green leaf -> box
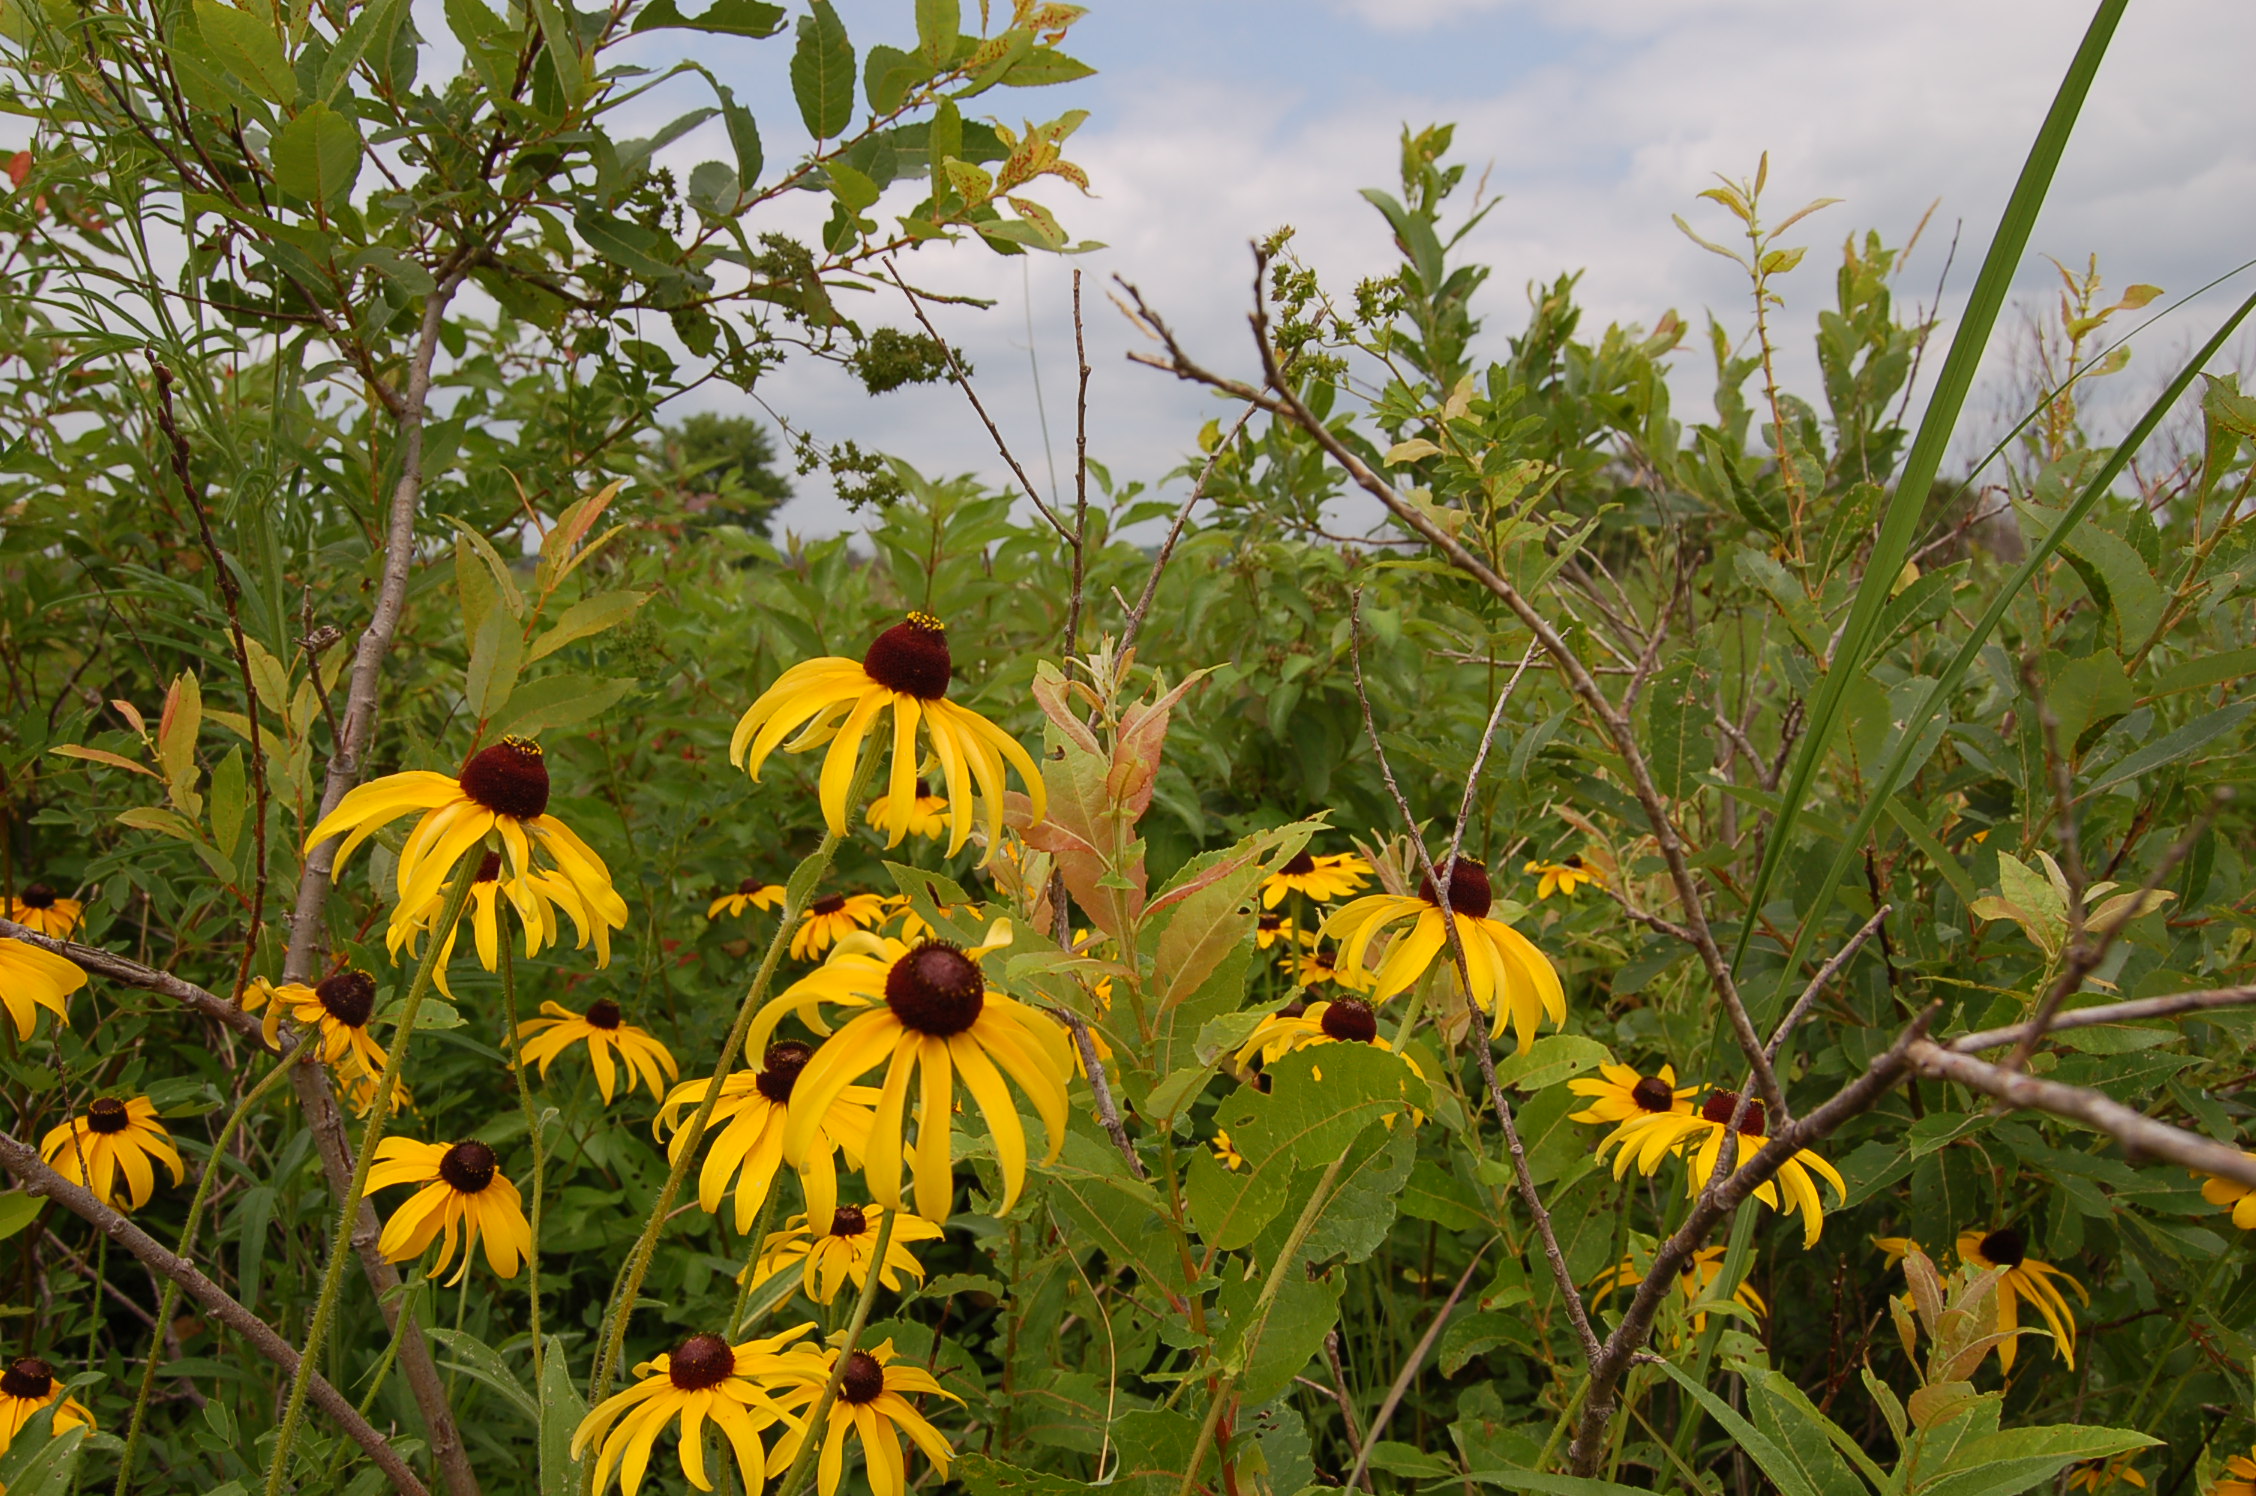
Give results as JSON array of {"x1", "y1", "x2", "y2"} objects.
[
  {"x1": 1467, "y1": 1470, "x2": 1654, "y2": 1496},
  {"x1": 2083, "y1": 699, "x2": 2253, "y2": 796},
  {"x1": 1001, "y1": 46, "x2": 1094, "y2": 86},
  {"x1": 271, "y1": 101, "x2": 362, "y2": 207},
  {"x1": 790, "y1": 1, "x2": 855, "y2": 141},
  {"x1": 630, "y1": 0, "x2": 785, "y2": 37},
  {"x1": 0, "y1": 1411, "x2": 88, "y2": 1496},
  {"x1": 428, "y1": 1327, "x2": 538, "y2": 1425},
  {"x1": 1744, "y1": 1369, "x2": 1883, "y2": 1496},
  {"x1": 487, "y1": 674, "x2": 636, "y2": 738},
  {"x1": 465, "y1": 608, "x2": 525, "y2": 723},
  {"x1": 1217, "y1": 1044, "x2": 1413, "y2": 1169},
  {"x1": 316, "y1": 0, "x2": 408, "y2": 103},
  {"x1": 539, "y1": 1337, "x2": 587, "y2": 1496},
  {"x1": 208, "y1": 744, "x2": 246, "y2": 860},
  {"x1": 2146, "y1": 646, "x2": 2256, "y2": 700},
  {"x1": 827, "y1": 159, "x2": 881, "y2": 212},
  {"x1": 1920, "y1": 1426, "x2": 2157, "y2": 1496},
  {"x1": 1644, "y1": 657, "x2": 1706, "y2": 801},
  {"x1": 721, "y1": 89, "x2": 764, "y2": 188},
  {"x1": 914, "y1": 0, "x2": 957, "y2": 65},
  {"x1": 573, "y1": 209, "x2": 684, "y2": 282},
  {"x1": 1216, "y1": 1261, "x2": 1340, "y2": 1405},
  {"x1": 1489, "y1": 1033, "x2": 1611, "y2": 1093},
  {"x1": 0, "y1": 1192, "x2": 40, "y2": 1243},
  {"x1": 526, "y1": 589, "x2": 648, "y2": 663},
  {"x1": 1186, "y1": 1142, "x2": 1286, "y2": 1251},
  {"x1": 1656, "y1": 1361, "x2": 1832, "y2": 1496},
  {"x1": 193, "y1": 0, "x2": 298, "y2": 104},
  {"x1": 954, "y1": 1453, "x2": 1089, "y2": 1496}
]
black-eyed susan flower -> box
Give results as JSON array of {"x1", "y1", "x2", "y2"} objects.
[
  {"x1": 387, "y1": 849, "x2": 625, "y2": 997},
  {"x1": 751, "y1": 1203, "x2": 945, "y2": 1304},
  {"x1": 1254, "y1": 912, "x2": 1308, "y2": 951},
  {"x1": 305, "y1": 735, "x2": 623, "y2": 934},
  {"x1": 888, "y1": 897, "x2": 967, "y2": 948},
  {"x1": 867, "y1": 779, "x2": 949, "y2": 844},
  {"x1": 1210, "y1": 1130, "x2": 1245, "y2": 1171},
  {"x1": 729, "y1": 612, "x2": 1045, "y2": 860},
  {"x1": 517, "y1": 998, "x2": 678, "y2": 1104},
  {"x1": 5, "y1": 882, "x2": 82, "y2": 938},
  {"x1": 0, "y1": 936, "x2": 85, "y2": 1039},
  {"x1": 1600, "y1": 1091, "x2": 1845, "y2": 1246},
  {"x1": 769, "y1": 925, "x2": 1072, "y2": 1220},
  {"x1": 1526, "y1": 854, "x2": 1602, "y2": 900},
  {"x1": 793, "y1": 893, "x2": 889, "y2": 961},
  {"x1": 369, "y1": 1136, "x2": 532, "y2": 1284},
  {"x1": 710, "y1": 878, "x2": 787, "y2": 919},
  {"x1": 2197, "y1": 1153, "x2": 2256, "y2": 1231},
  {"x1": 39, "y1": 1096, "x2": 183, "y2": 1211},
  {"x1": 2209, "y1": 1447, "x2": 2256, "y2": 1496},
  {"x1": 1568, "y1": 1062, "x2": 1695, "y2": 1127},
  {"x1": 2069, "y1": 1456, "x2": 2147, "y2": 1493},
  {"x1": 0, "y1": 1357, "x2": 93, "y2": 1452},
  {"x1": 1324, "y1": 860, "x2": 1564, "y2": 1050},
  {"x1": 1589, "y1": 1245, "x2": 1766, "y2": 1331},
  {"x1": 1958, "y1": 1226, "x2": 2087, "y2": 1371},
  {"x1": 1230, "y1": 998, "x2": 1422, "y2": 1092},
  {"x1": 245, "y1": 970, "x2": 390, "y2": 1082},
  {"x1": 1261, "y1": 848, "x2": 1375, "y2": 908},
  {"x1": 657, "y1": 1042, "x2": 881, "y2": 1234},
  {"x1": 769, "y1": 1340, "x2": 960, "y2": 1496},
  {"x1": 1286, "y1": 946, "x2": 1370, "y2": 991},
  {"x1": 572, "y1": 1325, "x2": 813, "y2": 1496}
]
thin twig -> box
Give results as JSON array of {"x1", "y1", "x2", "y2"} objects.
[
  {"x1": 1950, "y1": 984, "x2": 2256, "y2": 1053},
  {"x1": 1767, "y1": 907, "x2": 1889, "y2": 1062},
  {"x1": 1060, "y1": 1009, "x2": 1144, "y2": 1178},
  {"x1": 1344, "y1": 1242, "x2": 1491, "y2": 1492},
  {"x1": 1117, "y1": 404, "x2": 1258, "y2": 658}
]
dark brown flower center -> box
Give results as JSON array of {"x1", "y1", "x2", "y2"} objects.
[
  {"x1": 755, "y1": 1041, "x2": 814, "y2": 1104},
  {"x1": 1, "y1": 1356, "x2": 54, "y2": 1399},
  {"x1": 86, "y1": 1097, "x2": 130, "y2": 1135},
  {"x1": 737, "y1": 877, "x2": 765, "y2": 895},
  {"x1": 1319, "y1": 999, "x2": 1378, "y2": 1043},
  {"x1": 809, "y1": 894, "x2": 847, "y2": 917},
  {"x1": 829, "y1": 1205, "x2": 868, "y2": 1237},
  {"x1": 458, "y1": 736, "x2": 550, "y2": 820},
  {"x1": 668, "y1": 1333, "x2": 736, "y2": 1391},
  {"x1": 838, "y1": 1349, "x2": 885, "y2": 1404},
  {"x1": 438, "y1": 1140, "x2": 497, "y2": 1194},
  {"x1": 885, "y1": 941, "x2": 985, "y2": 1036},
  {"x1": 1700, "y1": 1091, "x2": 1766, "y2": 1137},
  {"x1": 1275, "y1": 999, "x2": 1308, "y2": 1020},
  {"x1": 583, "y1": 999, "x2": 622, "y2": 1030},
  {"x1": 316, "y1": 969, "x2": 377, "y2": 1028},
  {"x1": 1257, "y1": 912, "x2": 1283, "y2": 933},
  {"x1": 1307, "y1": 950, "x2": 1338, "y2": 974},
  {"x1": 914, "y1": 778, "x2": 933, "y2": 798},
  {"x1": 19, "y1": 882, "x2": 56, "y2": 909},
  {"x1": 861, "y1": 613, "x2": 952, "y2": 700},
  {"x1": 1979, "y1": 1227, "x2": 2026, "y2": 1269},
  {"x1": 1277, "y1": 850, "x2": 1317, "y2": 878},
  {"x1": 1562, "y1": 855, "x2": 1585, "y2": 870},
  {"x1": 474, "y1": 851, "x2": 503, "y2": 883},
  {"x1": 1419, "y1": 860, "x2": 1493, "y2": 919},
  {"x1": 1630, "y1": 1076, "x2": 1677, "y2": 1113}
]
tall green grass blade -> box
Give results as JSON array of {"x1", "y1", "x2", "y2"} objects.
[
  {"x1": 1730, "y1": 0, "x2": 2127, "y2": 982},
  {"x1": 1763, "y1": 286, "x2": 2256, "y2": 1025}
]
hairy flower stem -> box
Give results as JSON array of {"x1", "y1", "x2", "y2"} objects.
[
  {"x1": 263, "y1": 851, "x2": 483, "y2": 1496},
  {"x1": 587, "y1": 751, "x2": 880, "y2": 1422},
  {"x1": 496, "y1": 921, "x2": 544, "y2": 1377},
  {"x1": 115, "y1": 1029, "x2": 322, "y2": 1496},
  {"x1": 771, "y1": 1207, "x2": 899, "y2": 1496},
  {"x1": 726, "y1": 1187, "x2": 787, "y2": 1337}
]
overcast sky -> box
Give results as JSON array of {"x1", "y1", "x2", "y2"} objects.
[{"x1": 620, "y1": 0, "x2": 2256, "y2": 538}]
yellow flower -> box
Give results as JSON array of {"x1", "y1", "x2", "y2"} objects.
[
  {"x1": 304, "y1": 735, "x2": 624, "y2": 940},
  {"x1": 1568, "y1": 1062, "x2": 1695, "y2": 1126},
  {"x1": 1210, "y1": 1130, "x2": 1245, "y2": 1171},
  {"x1": 0, "y1": 936, "x2": 87, "y2": 1039},
  {"x1": 2069, "y1": 1456, "x2": 2148, "y2": 1493},
  {"x1": 729, "y1": 612, "x2": 1045, "y2": 860},
  {"x1": 867, "y1": 780, "x2": 950, "y2": 844},
  {"x1": 572, "y1": 1324, "x2": 813, "y2": 1496},
  {"x1": 766, "y1": 925, "x2": 1072, "y2": 1220},
  {"x1": 887, "y1": 897, "x2": 965, "y2": 947},
  {"x1": 1525, "y1": 854, "x2": 1602, "y2": 899},
  {"x1": 2208, "y1": 1447, "x2": 2256, "y2": 1496},
  {"x1": 0, "y1": 1357, "x2": 94, "y2": 1453},
  {"x1": 1261, "y1": 849, "x2": 1374, "y2": 908},
  {"x1": 39, "y1": 1096, "x2": 183, "y2": 1211},
  {"x1": 1229, "y1": 999, "x2": 1424, "y2": 1124},
  {"x1": 1589, "y1": 1245, "x2": 1766, "y2": 1331},
  {"x1": 1323, "y1": 861, "x2": 1564, "y2": 1051},
  {"x1": 751, "y1": 1203, "x2": 945, "y2": 1304},
  {"x1": 1285, "y1": 946, "x2": 1370, "y2": 991},
  {"x1": 1254, "y1": 912, "x2": 1309, "y2": 950},
  {"x1": 5, "y1": 883, "x2": 82, "y2": 938},
  {"x1": 656, "y1": 1042, "x2": 881, "y2": 1234},
  {"x1": 2197, "y1": 1153, "x2": 2256, "y2": 1231},
  {"x1": 369, "y1": 1136, "x2": 532, "y2": 1285},
  {"x1": 387, "y1": 849, "x2": 624, "y2": 996},
  {"x1": 517, "y1": 998, "x2": 679, "y2": 1104},
  {"x1": 242, "y1": 972, "x2": 395, "y2": 1114},
  {"x1": 794, "y1": 893, "x2": 890, "y2": 960},
  {"x1": 710, "y1": 878, "x2": 787, "y2": 919},
  {"x1": 768, "y1": 1339, "x2": 961, "y2": 1496},
  {"x1": 1958, "y1": 1227, "x2": 2087, "y2": 1371},
  {"x1": 1599, "y1": 1091, "x2": 1845, "y2": 1246}
]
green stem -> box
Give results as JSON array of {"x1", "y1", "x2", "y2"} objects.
[
  {"x1": 771, "y1": 1207, "x2": 899, "y2": 1496},
  {"x1": 726, "y1": 1186, "x2": 787, "y2": 1338},
  {"x1": 1173, "y1": 1149, "x2": 1353, "y2": 1496},
  {"x1": 115, "y1": 1029, "x2": 321, "y2": 1496},
  {"x1": 586, "y1": 749, "x2": 881, "y2": 1422},
  {"x1": 262, "y1": 849, "x2": 483, "y2": 1496},
  {"x1": 497, "y1": 915, "x2": 545, "y2": 1377},
  {"x1": 355, "y1": 1274, "x2": 428, "y2": 1421}
]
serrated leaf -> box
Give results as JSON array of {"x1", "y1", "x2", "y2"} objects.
[
  {"x1": 630, "y1": 0, "x2": 785, "y2": 37},
  {"x1": 791, "y1": 1, "x2": 855, "y2": 141},
  {"x1": 271, "y1": 101, "x2": 362, "y2": 207},
  {"x1": 193, "y1": 0, "x2": 298, "y2": 104}
]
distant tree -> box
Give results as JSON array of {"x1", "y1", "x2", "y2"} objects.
[{"x1": 655, "y1": 412, "x2": 793, "y2": 534}]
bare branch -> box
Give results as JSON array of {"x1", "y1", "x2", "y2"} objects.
[
  {"x1": 0, "y1": 1132, "x2": 430, "y2": 1496},
  {"x1": 1768, "y1": 906, "x2": 1889, "y2": 1062},
  {"x1": 1117, "y1": 404, "x2": 1258, "y2": 658},
  {"x1": 1949, "y1": 984, "x2": 2256, "y2": 1053}
]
